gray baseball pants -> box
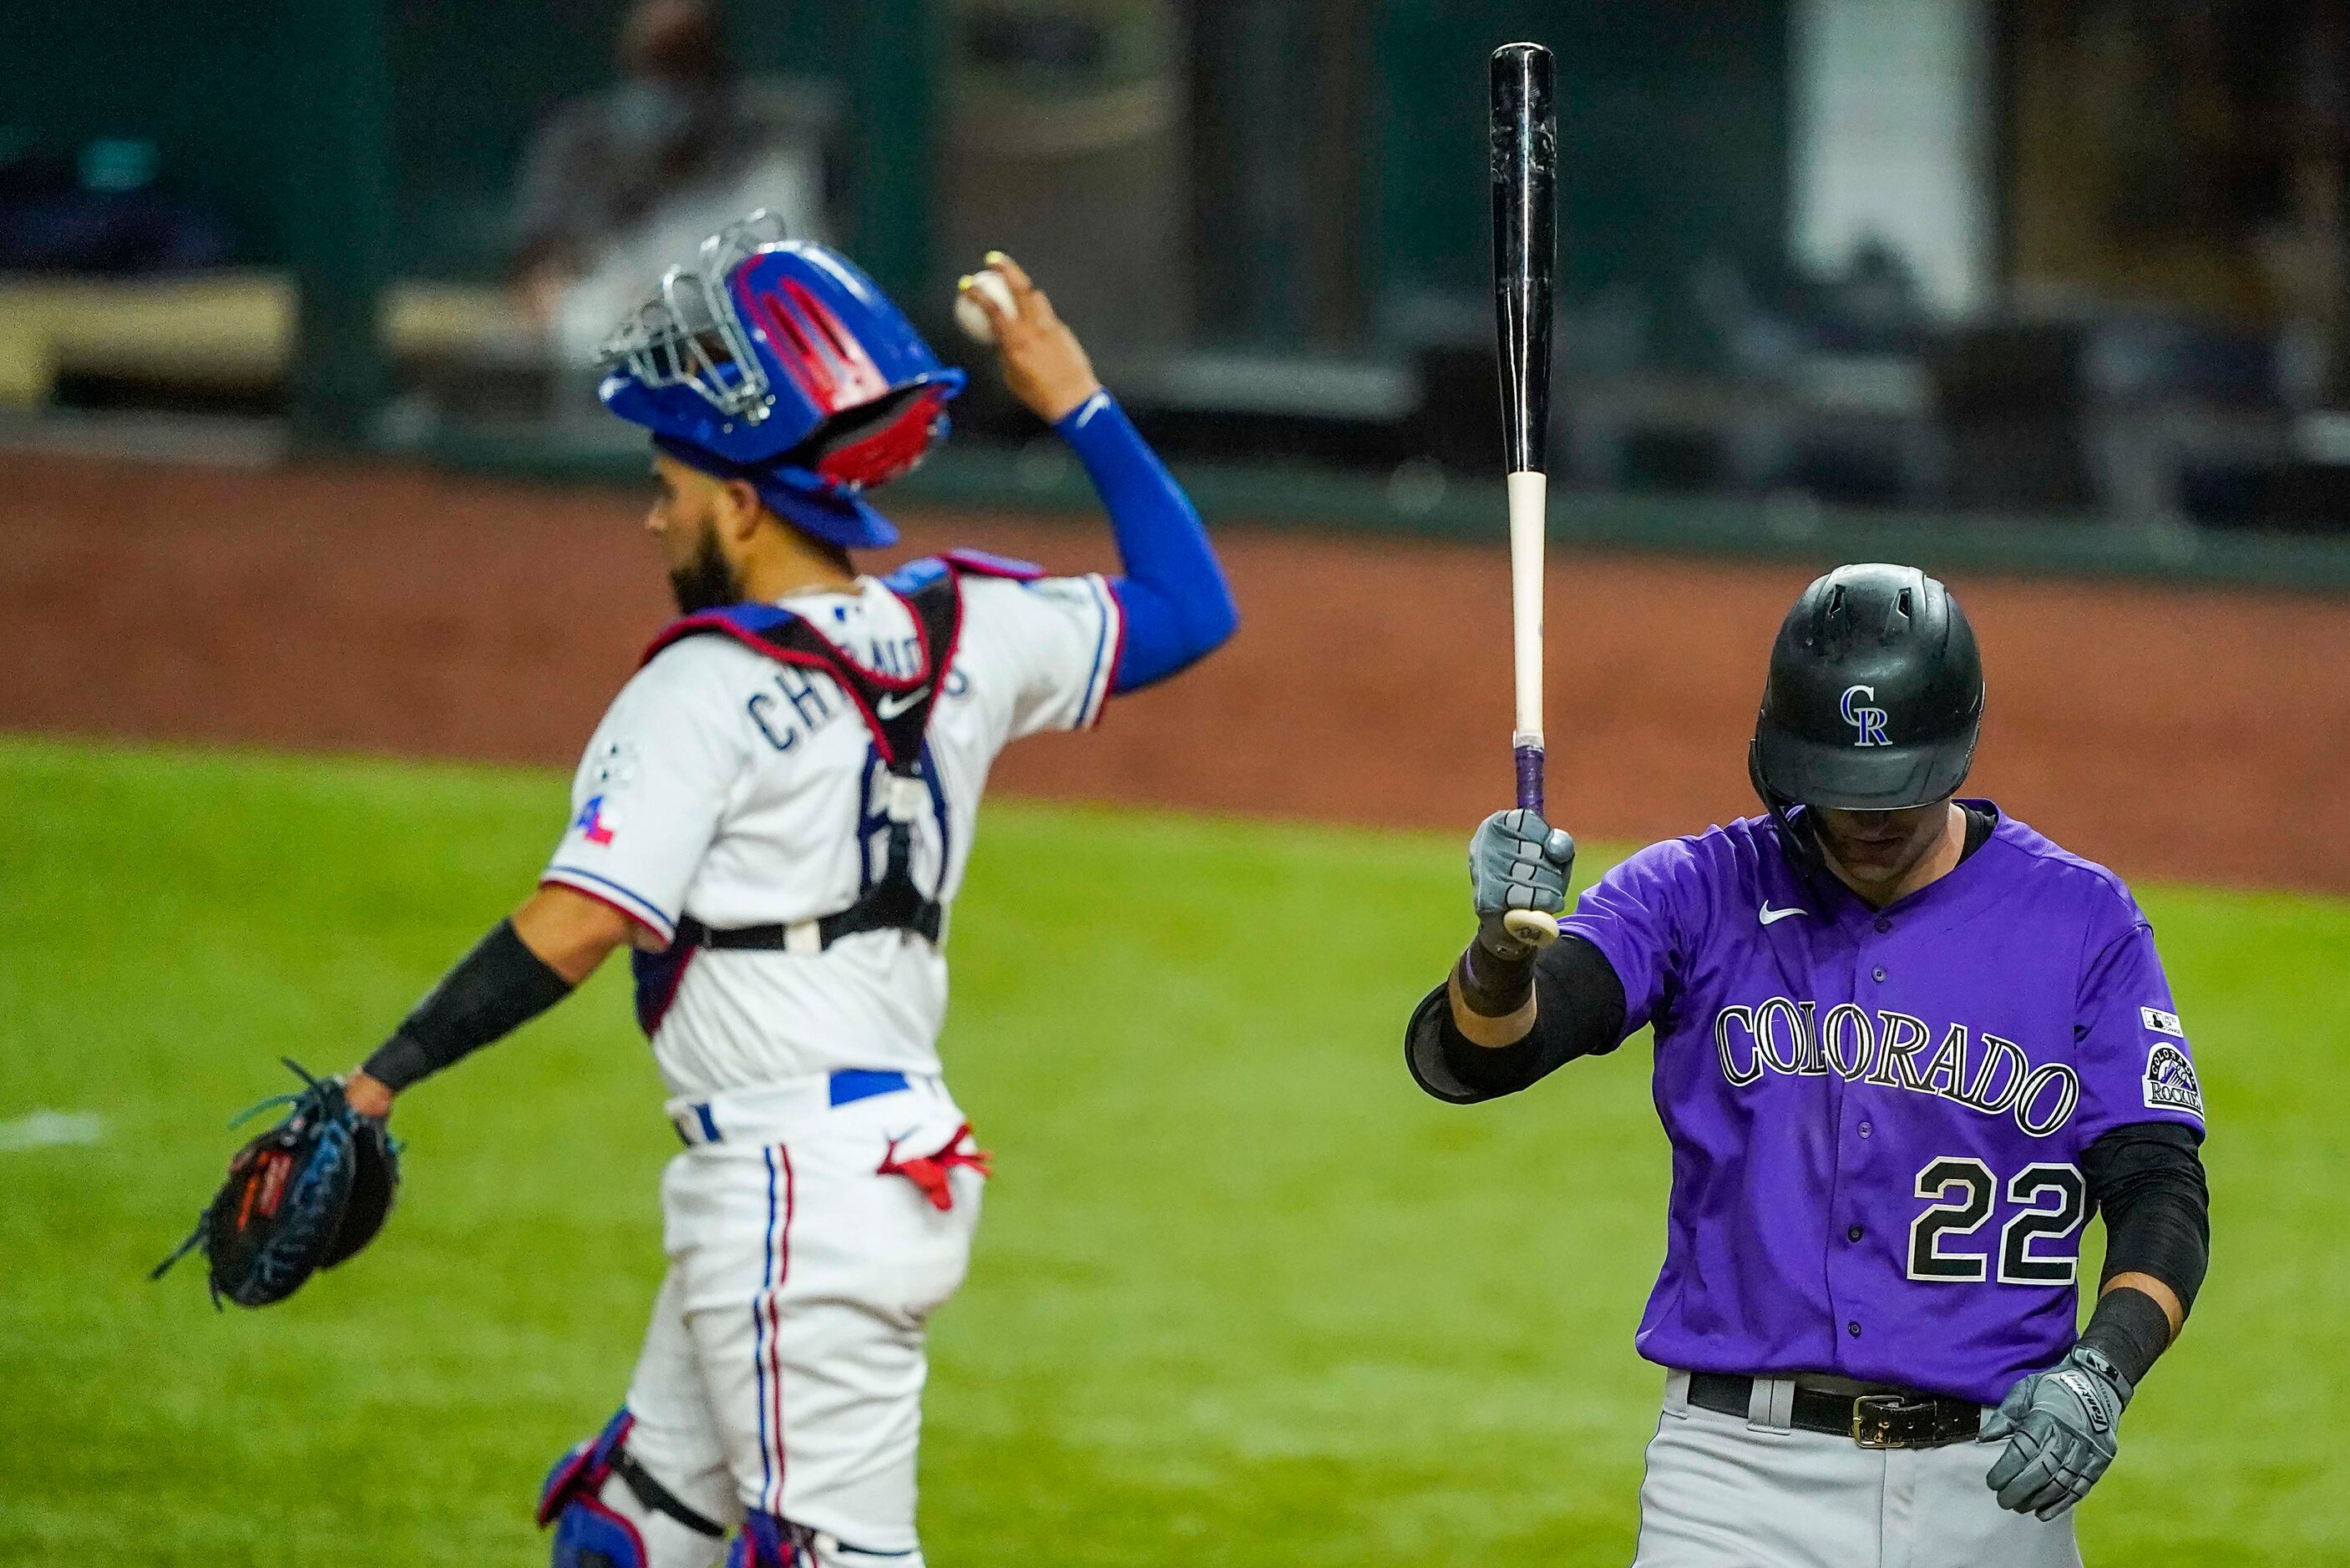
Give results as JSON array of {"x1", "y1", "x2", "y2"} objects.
[{"x1": 1631, "y1": 1370, "x2": 2081, "y2": 1568}]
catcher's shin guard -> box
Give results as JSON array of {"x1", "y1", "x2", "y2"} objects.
[
  {"x1": 541, "y1": 1410, "x2": 728, "y2": 1568},
  {"x1": 728, "y1": 1512, "x2": 924, "y2": 1568}
]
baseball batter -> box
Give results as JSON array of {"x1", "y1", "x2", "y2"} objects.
[
  {"x1": 1405, "y1": 565, "x2": 2210, "y2": 1565},
  {"x1": 337, "y1": 216, "x2": 1234, "y2": 1567}
]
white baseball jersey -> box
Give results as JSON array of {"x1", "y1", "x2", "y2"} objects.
[{"x1": 540, "y1": 567, "x2": 1120, "y2": 1099}]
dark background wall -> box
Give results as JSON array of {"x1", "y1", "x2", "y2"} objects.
[
  {"x1": 387, "y1": 0, "x2": 866, "y2": 279},
  {"x1": 2, "y1": 0, "x2": 863, "y2": 278},
  {"x1": 1374, "y1": 0, "x2": 1791, "y2": 340},
  {"x1": 3, "y1": 0, "x2": 1791, "y2": 345},
  {"x1": 1, "y1": 0, "x2": 295, "y2": 260}
]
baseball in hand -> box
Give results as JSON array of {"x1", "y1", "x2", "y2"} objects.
[{"x1": 955, "y1": 268, "x2": 1016, "y2": 345}]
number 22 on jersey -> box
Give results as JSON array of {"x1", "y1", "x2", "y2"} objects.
[{"x1": 1907, "y1": 1157, "x2": 2088, "y2": 1285}]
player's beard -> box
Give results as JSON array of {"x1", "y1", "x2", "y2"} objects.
[{"x1": 667, "y1": 524, "x2": 744, "y2": 615}]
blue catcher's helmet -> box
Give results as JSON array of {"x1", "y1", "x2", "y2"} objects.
[{"x1": 597, "y1": 212, "x2": 965, "y2": 549}]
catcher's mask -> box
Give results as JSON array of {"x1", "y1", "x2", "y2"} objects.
[
  {"x1": 1749, "y1": 564, "x2": 1983, "y2": 843},
  {"x1": 597, "y1": 211, "x2": 965, "y2": 550}
]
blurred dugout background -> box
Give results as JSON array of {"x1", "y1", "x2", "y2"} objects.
[{"x1": 13, "y1": 0, "x2": 2350, "y2": 583}]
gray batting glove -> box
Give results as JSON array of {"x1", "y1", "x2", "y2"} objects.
[
  {"x1": 1469, "y1": 808, "x2": 1576, "y2": 960},
  {"x1": 1982, "y1": 1344, "x2": 2133, "y2": 1520}
]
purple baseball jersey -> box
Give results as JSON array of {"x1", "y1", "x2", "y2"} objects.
[{"x1": 1561, "y1": 802, "x2": 2206, "y2": 1406}]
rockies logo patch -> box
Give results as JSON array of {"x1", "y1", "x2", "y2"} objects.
[{"x1": 2143, "y1": 1041, "x2": 2203, "y2": 1115}]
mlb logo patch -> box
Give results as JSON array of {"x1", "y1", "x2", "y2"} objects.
[
  {"x1": 2143, "y1": 1042, "x2": 2204, "y2": 1115},
  {"x1": 2140, "y1": 1005, "x2": 2185, "y2": 1037},
  {"x1": 589, "y1": 740, "x2": 639, "y2": 792}
]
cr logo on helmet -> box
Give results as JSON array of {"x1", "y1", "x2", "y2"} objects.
[{"x1": 1840, "y1": 685, "x2": 1892, "y2": 747}]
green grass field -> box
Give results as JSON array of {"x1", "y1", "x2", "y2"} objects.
[{"x1": 2, "y1": 736, "x2": 2344, "y2": 1565}]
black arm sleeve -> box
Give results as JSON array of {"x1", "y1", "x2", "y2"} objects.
[
  {"x1": 2076, "y1": 1120, "x2": 2211, "y2": 1386},
  {"x1": 360, "y1": 919, "x2": 576, "y2": 1092},
  {"x1": 2082, "y1": 1120, "x2": 2210, "y2": 1307},
  {"x1": 1404, "y1": 934, "x2": 1628, "y2": 1104}
]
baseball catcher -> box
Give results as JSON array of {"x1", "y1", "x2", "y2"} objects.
[
  {"x1": 1405, "y1": 564, "x2": 2210, "y2": 1566},
  {"x1": 161, "y1": 214, "x2": 1234, "y2": 1568}
]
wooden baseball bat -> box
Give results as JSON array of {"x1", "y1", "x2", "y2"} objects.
[{"x1": 1491, "y1": 41, "x2": 1560, "y2": 947}]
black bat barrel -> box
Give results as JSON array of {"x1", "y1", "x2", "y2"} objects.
[{"x1": 1490, "y1": 41, "x2": 1556, "y2": 477}]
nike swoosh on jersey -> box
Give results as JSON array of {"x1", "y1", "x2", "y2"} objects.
[
  {"x1": 1758, "y1": 902, "x2": 1809, "y2": 925},
  {"x1": 874, "y1": 689, "x2": 928, "y2": 720}
]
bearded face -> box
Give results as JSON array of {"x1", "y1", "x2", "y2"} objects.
[
  {"x1": 648, "y1": 453, "x2": 748, "y2": 615},
  {"x1": 666, "y1": 518, "x2": 743, "y2": 615}
]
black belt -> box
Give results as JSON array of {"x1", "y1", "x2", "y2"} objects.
[
  {"x1": 674, "y1": 903, "x2": 941, "y2": 953},
  {"x1": 1689, "y1": 1373, "x2": 1981, "y2": 1449}
]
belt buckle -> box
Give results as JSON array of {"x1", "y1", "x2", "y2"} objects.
[{"x1": 1851, "y1": 1391, "x2": 1932, "y2": 1449}]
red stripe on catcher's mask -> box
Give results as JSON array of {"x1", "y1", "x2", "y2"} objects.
[
  {"x1": 815, "y1": 387, "x2": 950, "y2": 489},
  {"x1": 744, "y1": 279, "x2": 891, "y2": 412},
  {"x1": 877, "y1": 1121, "x2": 991, "y2": 1211}
]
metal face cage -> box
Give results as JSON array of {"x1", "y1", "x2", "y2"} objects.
[{"x1": 597, "y1": 210, "x2": 789, "y2": 426}]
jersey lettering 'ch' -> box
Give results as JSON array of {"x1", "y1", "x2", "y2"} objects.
[
  {"x1": 1712, "y1": 999, "x2": 2082, "y2": 1138},
  {"x1": 747, "y1": 666, "x2": 839, "y2": 753},
  {"x1": 742, "y1": 629, "x2": 921, "y2": 756},
  {"x1": 747, "y1": 652, "x2": 972, "y2": 754}
]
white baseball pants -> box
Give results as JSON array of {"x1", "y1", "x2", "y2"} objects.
[
  {"x1": 1632, "y1": 1369, "x2": 2082, "y2": 1568},
  {"x1": 604, "y1": 1074, "x2": 985, "y2": 1567}
]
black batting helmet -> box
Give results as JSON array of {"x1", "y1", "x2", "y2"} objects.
[{"x1": 1750, "y1": 564, "x2": 1983, "y2": 814}]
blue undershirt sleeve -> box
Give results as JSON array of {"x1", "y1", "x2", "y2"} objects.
[{"x1": 1053, "y1": 391, "x2": 1237, "y2": 692}]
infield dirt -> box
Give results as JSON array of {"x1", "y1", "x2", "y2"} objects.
[{"x1": 3, "y1": 448, "x2": 2344, "y2": 891}]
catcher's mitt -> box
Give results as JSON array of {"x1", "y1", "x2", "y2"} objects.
[{"x1": 152, "y1": 1059, "x2": 401, "y2": 1308}]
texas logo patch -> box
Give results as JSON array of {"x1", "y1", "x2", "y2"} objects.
[
  {"x1": 2143, "y1": 1041, "x2": 2203, "y2": 1115},
  {"x1": 574, "y1": 794, "x2": 620, "y2": 847},
  {"x1": 2139, "y1": 1006, "x2": 2185, "y2": 1037}
]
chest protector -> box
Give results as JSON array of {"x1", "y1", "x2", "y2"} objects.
[{"x1": 629, "y1": 550, "x2": 1043, "y2": 1036}]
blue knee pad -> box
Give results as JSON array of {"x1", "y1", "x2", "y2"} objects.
[
  {"x1": 549, "y1": 1500, "x2": 648, "y2": 1568},
  {"x1": 727, "y1": 1513, "x2": 811, "y2": 1566},
  {"x1": 727, "y1": 1513, "x2": 796, "y2": 1567},
  {"x1": 539, "y1": 1409, "x2": 649, "y2": 1568}
]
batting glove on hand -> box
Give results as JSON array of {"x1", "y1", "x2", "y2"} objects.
[
  {"x1": 1982, "y1": 1344, "x2": 2133, "y2": 1520},
  {"x1": 1469, "y1": 808, "x2": 1576, "y2": 961}
]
